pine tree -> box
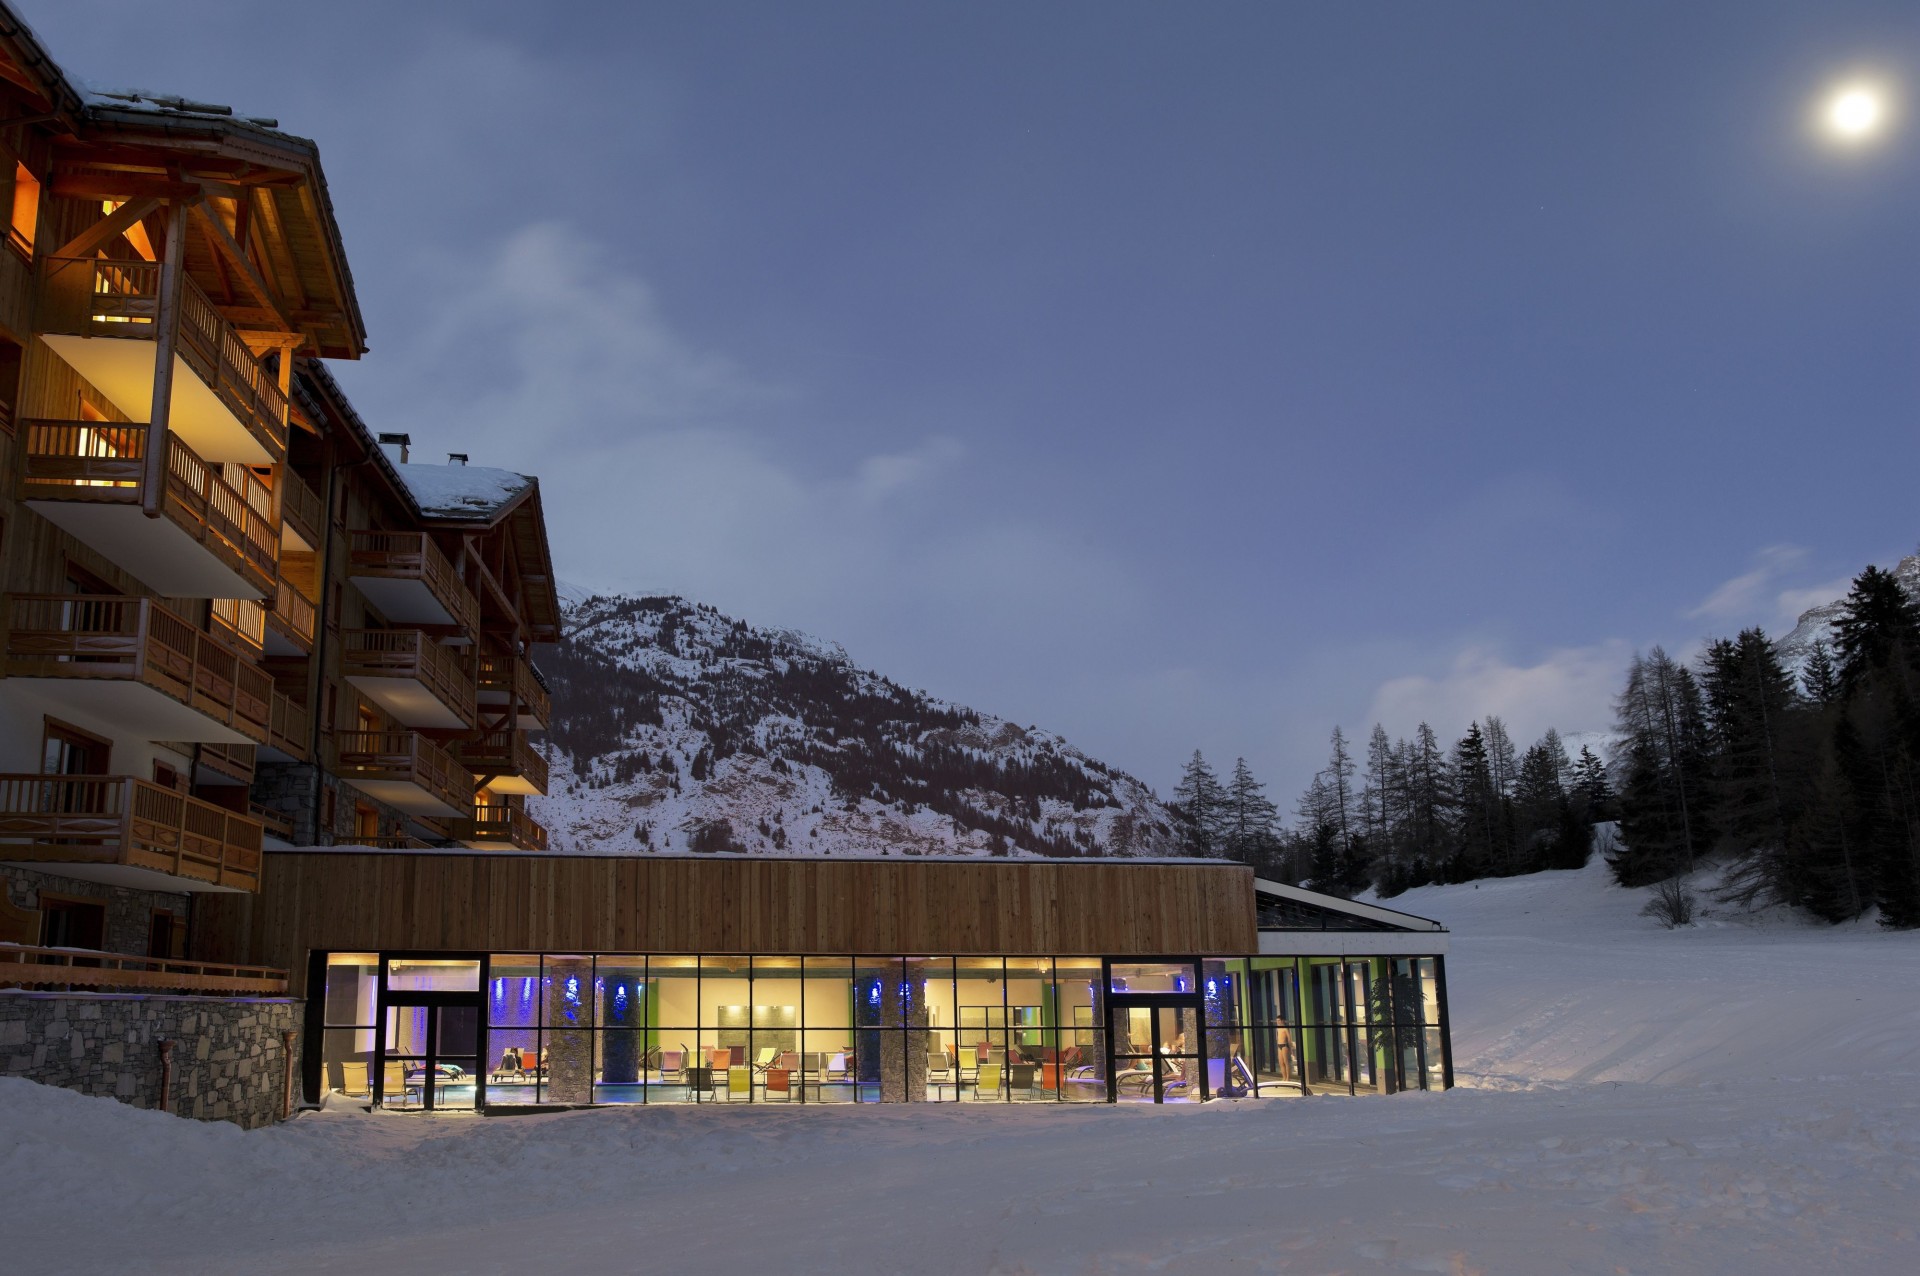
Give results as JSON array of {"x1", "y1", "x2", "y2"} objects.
[
  {"x1": 1224, "y1": 758, "x2": 1279, "y2": 867},
  {"x1": 1704, "y1": 629, "x2": 1807, "y2": 909},
  {"x1": 1572, "y1": 745, "x2": 1617, "y2": 819},
  {"x1": 1451, "y1": 723, "x2": 1498, "y2": 880},
  {"x1": 1610, "y1": 648, "x2": 1714, "y2": 886},
  {"x1": 1404, "y1": 722, "x2": 1454, "y2": 884},
  {"x1": 1171, "y1": 750, "x2": 1229, "y2": 858},
  {"x1": 1802, "y1": 641, "x2": 1841, "y2": 707},
  {"x1": 1326, "y1": 726, "x2": 1357, "y2": 856}
]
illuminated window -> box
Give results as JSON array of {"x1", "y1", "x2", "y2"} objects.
[
  {"x1": 8, "y1": 162, "x2": 37, "y2": 259},
  {"x1": 100, "y1": 200, "x2": 156, "y2": 261}
]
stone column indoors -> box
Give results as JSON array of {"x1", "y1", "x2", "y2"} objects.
[{"x1": 542, "y1": 957, "x2": 593, "y2": 1103}]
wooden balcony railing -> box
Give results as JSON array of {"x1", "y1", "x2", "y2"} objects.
[
  {"x1": 268, "y1": 576, "x2": 316, "y2": 652},
  {"x1": 39, "y1": 256, "x2": 288, "y2": 459},
  {"x1": 4, "y1": 595, "x2": 272, "y2": 745},
  {"x1": 477, "y1": 651, "x2": 551, "y2": 729},
  {"x1": 198, "y1": 740, "x2": 256, "y2": 785},
  {"x1": 279, "y1": 469, "x2": 324, "y2": 549},
  {"x1": 330, "y1": 730, "x2": 471, "y2": 815},
  {"x1": 20, "y1": 420, "x2": 279, "y2": 597},
  {"x1": 343, "y1": 629, "x2": 476, "y2": 726},
  {"x1": 211, "y1": 597, "x2": 266, "y2": 651},
  {"x1": 453, "y1": 730, "x2": 549, "y2": 795},
  {"x1": 0, "y1": 773, "x2": 264, "y2": 891},
  {"x1": 347, "y1": 530, "x2": 480, "y2": 635},
  {"x1": 269, "y1": 692, "x2": 310, "y2": 762},
  {"x1": 247, "y1": 802, "x2": 295, "y2": 842},
  {"x1": 450, "y1": 803, "x2": 549, "y2": 851},
  {"x1": 0, "y1": 944, "x2": 285, "y2": 995}
]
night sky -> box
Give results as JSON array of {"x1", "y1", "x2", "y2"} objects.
[{"x1": 28, "y1": 1, "x2": 1920, "y2": 798}]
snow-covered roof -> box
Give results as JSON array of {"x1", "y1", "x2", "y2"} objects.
[
  {"x1": 391, "y1": 462, "x2": 533, "y2": 523},
  {"x1": 1253, "y1": 879, "x2": 1447, "y2": 933}
]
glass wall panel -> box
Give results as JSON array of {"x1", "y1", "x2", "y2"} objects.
[
  {"x1": 753, "y1": 958, "x2": 804, "y2": 1102},
  {"x1": 855, "y1": 957, "x2": 903, "y2": 1102},
  {"x1": 486, "y1": 956, "x2": 542, "y2": 1104},
  {"x1": 320, "y1": 954, "x2": 378, "y2": 1099},
  {"x1": 1203, "y1": 959, "x2": 1242, "y2": 1097},
  {"x1": 650, "y1": 956, "x2": 700, "y2": 1103},
  {"x1": 596, "y1": 958, "x2": 649, "y2": 1104},
  {"x1": 542, "y1": 955, "x2": 595, "y2": 1103},
  {"x1": 955, "y1": 957, "x2": 1006, "y2": 1100},
  {"x1": 388, "y1": 958, "x2": 479, "y2": 993},
  {"x1": 1003, "y1": 958, "x2": 1053, "y2": 1100},
  {"x1": 701, "y1": 956, "x2": 753, "y2": 1101},
  {"x1": 914, "y1": 958, "x2": 956, "y2": 1100},
  {"x1": 1053, "y1": 958, "x2": 1103, "y2": 1100},
  {"x1": 1109, "y1": 961, "x2": 1195, "y2": 995},
  {"x1": 803, "y1": 958, "x2": 854, "y2": 1102}
]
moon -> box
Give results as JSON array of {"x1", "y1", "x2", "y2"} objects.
[{"x1": 1824, "y1": 84, "x2": 1886, "y2": 141}]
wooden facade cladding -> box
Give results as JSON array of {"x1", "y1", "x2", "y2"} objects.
[{"x1": 202, "y1": 855, "x2": 1259, "y2": 993}]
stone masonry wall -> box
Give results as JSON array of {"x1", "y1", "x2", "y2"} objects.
[
  {"x1": 2, "y1": 864, "x2": 190, "y2": 956},
  {"x1": 0, "y1": 991, "x2": 302, "y2": 1129}
]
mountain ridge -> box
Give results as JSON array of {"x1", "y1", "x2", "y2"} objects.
[{"x1": 527, "y1": 592, "x2": 1179, "y2": 859}]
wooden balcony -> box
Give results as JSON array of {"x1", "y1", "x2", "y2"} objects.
[
  {"x1": 265, "y1": 691, "x2": 310, "y2": 764},
  {"x1": 347, "y1": 530, "x2": 480, "y2": 635},
  {"x1": 211, "y1": 597, "x2": 266, "y2": 651},
  {"x1": 20, "y1": 420, "x2": 277, "y2": 599},
  {"x1": 0, "y1": 774, "x2": 264, "y2": 891},
  {"x1": 476, "y1": 651, "x2": 550, "y2": 731},
  {"x1": 37, "y1": 256, "x2": 287, "y2": 464},
  {"x1": 3, "y1": 594, "x2": 271, "y2": 745},
  {"x1": 450, "y1": 802, "x2": 548, "y2": 851},
  {"x1": 0, "y1": 944, "x2": 285, "y2": 994},
  {"x1": 264, "y1": 576, "x2": 316, "y2": 657},
  {"x1": 343, "y1": 629, "x2": 475, "y2": 730},
  {"x1": 195, "y1": 741, "x2": 256, "y2": 787},
  {"x1": 248, "y1": 802, "x2": 295, "y2": 844},
  {"x1": 330, "y1": 730, "x2": 471, "y2": 817},
  {"x1": 452, "y1": 729, "x2": 549, "y2": 796},
  {"x1": 279, "y1": 469, "x2": 324, "y2": 553}
]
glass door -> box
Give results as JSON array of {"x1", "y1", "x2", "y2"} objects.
[
  {"x1": 381, "y1": 997, "x2": 482, "y2": 1111},
  {"x1": 1108, "y1": 998, "x2": 1203, "y2": 1103}
]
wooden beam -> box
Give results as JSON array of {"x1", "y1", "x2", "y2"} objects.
[
  {"x1": 46, "y1": 196, "x2": 161, "y2": 260},
  {"x1": 49, "y1": 172, "x2": 202, "y2": 201},
  {"x1": 190, "y1": 200, "x2": 294, "y2": 331}
]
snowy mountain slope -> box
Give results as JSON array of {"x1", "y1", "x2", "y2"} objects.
[
  {"x1": 1773, "y1": 550, "x2": 1920, "y2": 679},
  {"x1": 527, "y1": 593, "x2": 1179, "y2": 858}
]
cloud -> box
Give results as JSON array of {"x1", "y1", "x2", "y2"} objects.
[
  {"x1": 1366, "y1": 639, "x2": 1631, "y2": 749},
  {"x1": 1685, "y1": 545, "x2": 1807, "y2": 621},
  {"x1": 1774, "y1": 577, "x2": 1852, "y2": 626},
  {"x1": 341, "y1": 221, "x2": 1146, "y2": 720}
]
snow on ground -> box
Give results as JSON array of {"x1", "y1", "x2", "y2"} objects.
[{"x1": 6, "y1": 861, "x2": 1919, "y2": 1274}]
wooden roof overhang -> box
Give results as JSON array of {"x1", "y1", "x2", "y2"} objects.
[
  {"x1": 0, "y1": 8, "x2": 87, "y2": 135},
  {"x1": 50, "y1": 112, "x2": 366, "y2": 360}
]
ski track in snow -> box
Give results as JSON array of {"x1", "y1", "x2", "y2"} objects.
[{"x1": 5, "y1": 861, "x2": 1918, "y2": 1274}]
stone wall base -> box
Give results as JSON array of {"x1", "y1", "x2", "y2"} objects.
[{"x1": 0, "y1": 991, "x2": 302, "y2": 1129}]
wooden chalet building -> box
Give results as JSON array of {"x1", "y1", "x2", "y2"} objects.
[
  {"x1": 0, "y1": 14, "x2": 555, "y2": 968},
  {"x1": 0, "y1": 7, "x2": 1452, "y2": 1121}
]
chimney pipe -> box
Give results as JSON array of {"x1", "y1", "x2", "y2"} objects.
[
  {"x1": 377, "y1": 432, "x2": 411, "y2": 464},
  {"x1": 448, "y1": 453, "x2": 468, "y2": 466}
]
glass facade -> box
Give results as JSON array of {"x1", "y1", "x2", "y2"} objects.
[{"x1": 317, "y1": 950, "x2": 1451, "y2": 1109}]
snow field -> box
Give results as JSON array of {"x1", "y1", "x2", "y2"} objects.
[{"x1": 4, "y1": 860, "x2": 1918, "y2": 1274}]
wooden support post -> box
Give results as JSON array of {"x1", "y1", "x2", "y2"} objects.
[{"x1": 141, "y1": 204, "x2": 193, "y2": 519}]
